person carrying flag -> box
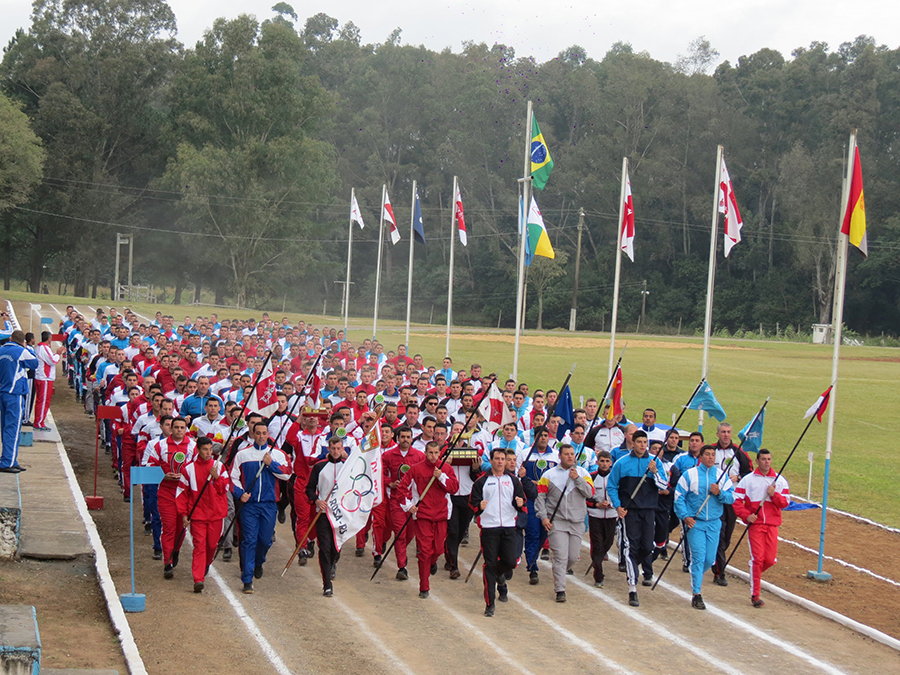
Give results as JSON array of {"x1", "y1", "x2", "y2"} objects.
[
  {"x1": 306, "y1": 436, "x2": 348, "y2": 597},
  {"x1": 733, "y1": 448, "x2": 790, "y2": 608},
  {"x1": 711, "y1": 422, "x2": 753, "y2": 586},
  {"x1": 674, "y1": 444, "x2": 735, "y2": 610}
]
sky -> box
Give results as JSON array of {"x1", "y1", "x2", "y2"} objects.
[{"x1": 2, "y1": 0, "x2": 899, "y2": 67}]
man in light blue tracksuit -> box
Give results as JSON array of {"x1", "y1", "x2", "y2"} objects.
[
  {"x1": 674, "y1": 444, "x2": 735, "y2": 610},
  {"x1": 0, "y1": 330, "x2": 39, "y2": 472}
]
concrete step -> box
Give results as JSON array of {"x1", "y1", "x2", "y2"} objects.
[
  {"x1": 0, "y1": 605, "x2": 40, "y2": 675},
  {"x1": 0, "y1": 474, "x2": 21, "y2": 560}
]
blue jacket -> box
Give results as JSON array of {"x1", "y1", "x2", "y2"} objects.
[
  {"x1": 674, "y1": 463, "x2": 735, "y2": 522},
  {"x1": 0, "y1": 342, "x2": 39, "y2": 395},
  {"x1": 608, "y1": 451, "x2": 668, "y2": 510},
  {"x1": 230, "y1": 444, "x2": 290, "y2": 503},
  {"x1": 179, "y1": 392, "x2": 224, "y2": 420}
]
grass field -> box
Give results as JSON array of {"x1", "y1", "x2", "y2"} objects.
[{"x1": 10, "y1": 291, "x2": 898, "y2": 527}]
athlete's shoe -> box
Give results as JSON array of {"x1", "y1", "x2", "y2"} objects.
[
  {"x1": 529, "y1": 570, "x2": 539, "y2": 585},
  {"x1": 254, "y1": 565, "x2": 264, "y2": 579},
  {"x1": 540, "y1": 549, "x2": 550, "y2": 561},
  {"x1": 418, "y1": 590, "x2": 429, "y2": 599},
  {"x1": 243, "y1": 582, "x2": 254, "y2": 594},
  {"x1": 713, "y1": 575, "x2": 728, "y2": 587},
  {"x1": 498, "y1": 584, "x2": 508, "y2": 602},
  {"x1": 642, "y1": 574, "x2": 653, "y2": 587},
  {"x1": 396, "y1": 567, "x2": 409, "y2": 581},
  {"x1": 556, "y1": 591, "x2": 566, "y2": 603},
  {"x1": 449, "y1": 568, "x2": 460, "y2": 580},
  {"x1": 618, "y1": 562, "x2": 626, "y2": 573},
  {"x1": 373, "y1": 554, "x2": 382, "y2": 568},
  {"x1": 628, "y1": 592, "x2": 640, "y2": 607},
  {"x1": 751, "y1": 595, "x2": 765, "y2": 608},
  {"x1": 163, "y1": 565, "x2": 174, "y2": 579},
  {"x1": 682, "y1": 562, "x2": 690, "y2": 573},
  {"x1": 193, "y1": 582, "x2": 204, "y2": 594},
  {"x1": 484, "y1": 604, "x2": 495, "y2": 617},
  {"x1": 430, "y1": 563, "x2": 438, "y2": 576},
  {"x1": 692, "y1": 594, "x2": 706, "y2": 610},
  {"x1": 355, "y1": 547, "x2": 364, "y2": 557},
  {"x1": 323, "y1": 586, "x2": 333, "y2": 597}
]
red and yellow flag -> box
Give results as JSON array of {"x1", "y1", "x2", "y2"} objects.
[
  {"x1": 605, "y1": 367, "x2": 624, "y2": 420},
  {"x1": 841, "y1": 145, "x2": 867, "y2": 256}
]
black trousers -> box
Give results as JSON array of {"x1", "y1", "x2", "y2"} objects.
[
  {"x1": 316, "y1": 515, "x2": 340, "y2": 590},
  {"x1": 713, "y1": 503, "x2": 737, "y2": 577},
  {"x1": 588, "y1": 517, "x2": 616, "y2": 583},
  {"x1": 619, "y1": 508, "x2": 655, "y2": 587},
  {"x1": 481, "y1": 527, "x2": 518, "y2": 607},
  {"x1": 445, "y1": 495, "x2": 473, "y2": 571}
]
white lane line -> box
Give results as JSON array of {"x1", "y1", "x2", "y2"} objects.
[
  {"x1": 593, "y1": 543, "x2": 849, "y2": 675},
  {"x1": 332, "y1": 596, "x2": 417, "y2": 675},
  {"x1": 46, "y1": 303, "x2": 64, "y2": 318},
  {"x1": 540, "y1": 559, "x2": 747, "y2": 675},
  {"x1": 788, "y1": 495, "x2": 900, "y2": 535},
  {"x1": 207, "y1": 567, "x2": 295, "y2": 675},
  {"x1": 431, "y1": 594, "x2": 537, "y2": 675},
  {"x1": 774, "y1": 534, "x2": 900, "y2": 587},
  {"x1": 462, "y1": 557, "x2": 636, "y2": 675}
]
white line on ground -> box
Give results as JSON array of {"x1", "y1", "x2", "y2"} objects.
[
  {"x1": 332, "y1": 596, "x2": 417, "y2": 675},
  {"x1": 51, "y1": 419, "x2": 148, "y2": 675},
  {"x1": 207, "y1": 567, "x2": 295, "y2": 675},
  {"x1": 789, "y1": 495, "x2": 900, "y2": 535},
  {"x1": 46, "y1": 303, "x2": 64, "y2": 318},
  {"x1": 774, "y1": 534, "x2": 900, "y2": 587}
]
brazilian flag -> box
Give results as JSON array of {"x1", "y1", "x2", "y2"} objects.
[{"x1": 530, "y1": 114, "x2": 553, "y2": 190}]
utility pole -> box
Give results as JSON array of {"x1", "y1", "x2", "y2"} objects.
[
  {"x1": 640, "y1": 279, "x2": 649, "y2": 332},
  {"x1": 569, "y1": 208, "x2": 584, "y2": 332}
]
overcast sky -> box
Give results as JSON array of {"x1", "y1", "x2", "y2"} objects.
[{"x1": 2, "y1": 0, "x2": 899, "y2": 67}]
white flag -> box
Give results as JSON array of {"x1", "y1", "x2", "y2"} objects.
[
  {"x1": 621, "y1": 168, "x2": 635, "y2": 262},
  {"x1": 718, "y1": 158, "x2": 743, "y2": 257},
  {"x1": 454, "y1": 182, "x2": 467, "y2": 246},
  {"x1": 326, "y1": 444, "x2": 384, "y2": 550},
  {"x1": 383, "y1": 190, "x2": 400, "y2": 245},
  {"x1": 350, "y1": 192, "x2": 365, "y2": 229},
  {"x1": 245, "y1": 357, "x2": 278, "y2": 417},
  {"x1": 477, "y1": 382, "x2": 516, "y2": 434}
]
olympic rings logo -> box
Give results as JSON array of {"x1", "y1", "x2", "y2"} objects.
[{"x1": 340, "y1": 456, "x2": 376, "y2": 513}]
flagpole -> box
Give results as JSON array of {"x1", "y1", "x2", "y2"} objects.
[
  {"x1": 344, "y1": 189, "x2": 355, "y2": 335},
  {"x1": 513, "y1": 100, "x2": 533, "y2": 381},
  {"x1": 700, "y1": 145, "x2": 724, "y2": 430},
  {"x1": 373, "y1": 184, "x2": 386, "y2": 341},
  {"x1": 405, "y1": 181, "x2": 416, "y2": 348},
  {"x1": 446, "y1": 176, "x2": 457, "y2": 357},
  {"x1": 809, "y1": 130, "x2": 856, "y2": 582},
  {"x1": 609, "y1": 157, "x2": 628, "y2": 382}
]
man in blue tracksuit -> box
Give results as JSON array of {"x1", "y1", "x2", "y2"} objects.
[
  {"x1": 608, "y1": 429, "x2": 668, "y2": 607},
  {"x1": 230, "y1": 422, "x2": 291, "y2": 593},
  {"x1": 674, "y1": 444, "x2": 735, "y2": 610},
  {"x1": 0, "y1": 330, "x2": 39, "y2": 472}
]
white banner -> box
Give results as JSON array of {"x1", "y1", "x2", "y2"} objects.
[{"x1": 326, "y1": 445, "x2": 383, "y2": 550}]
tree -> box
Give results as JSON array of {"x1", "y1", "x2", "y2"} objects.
[
  {"x1": 527, "y1": 251, "x2": 569, "y2": 330},
  {"x1": 0, "y1": 92, "x2": 43, "y2": 212}
]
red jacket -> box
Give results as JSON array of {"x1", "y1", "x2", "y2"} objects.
[
  {"x1": 176, "y1": 457, "x2": 230, "y2": 521},
  {"x1": 733, "y1": 468, "x2": 790, "y2": 527},
  {"x1": 383, "y1": 447, "x2": 425, "y2": 500},
  {"x1": 146, "y1": 436, "x2": 197, "y2": 498},
  {"x1": 396, "y1": 458, "x2": 459, "y2": 522}
]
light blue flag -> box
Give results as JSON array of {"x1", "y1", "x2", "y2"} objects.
[
  {"x1": 738, "y1": 408, "x2": 765, "y2": 454},
  {"x1": 686, "y1": 381, "x2": 727, "y2": 421}
]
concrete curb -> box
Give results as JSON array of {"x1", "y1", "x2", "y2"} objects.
[{"x1": 51, "y1": 417, "x2": 147, "y2": 675}]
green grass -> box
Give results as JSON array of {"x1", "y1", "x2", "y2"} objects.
[{"x1": 9, "y1": 291, "x2": 898, "y2": 527}]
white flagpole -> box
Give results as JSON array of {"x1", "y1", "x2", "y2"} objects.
[
  {"x1": 405, "y1": 180, "x2": 417, "y2": 348},
  {"x1": 700, "y1": 145, "x2": 724, "y2": 430},
  {"x1": 608, "y1": 157, "x2": 628, "y2": 382},
  {"x1": 809, "y1": 130, "x2": 856, "y2": 582},
  {"x1": 445, "y1": 176, "x2": 457, "y2": 358},
  {"x1": 372, "y1": 184, "x2": 386, "y2": 341},
  {"x1": 513, "y1": 100, "x2": 533, "y2": 381},
  {"x1": 344, "y1": 189, "x2": 355, "y2": 334}
]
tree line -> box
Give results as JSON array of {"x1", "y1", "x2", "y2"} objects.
[{"x1": 1, "y1": 1, "x2": 898, "y2": 335}]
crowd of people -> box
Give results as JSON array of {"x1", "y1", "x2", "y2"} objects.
[{"x1": 37, "y1": 305, "x2": 790, "y2": 614}]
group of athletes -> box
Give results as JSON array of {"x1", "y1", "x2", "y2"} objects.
[{"x1": 52, "y1": 306, "x2": 789, "y2": 615}]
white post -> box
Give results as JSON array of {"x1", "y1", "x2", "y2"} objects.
[
  {"x1": 513, "y1": 101, "x2": 533, "y2": 381},
  {"x1": 700, "y1": 145, "x2": 725, "y2": 429},
  {"x1": 608, "y1": 156, "x2": 628, "y2": 381},
  {"x1": 344, "y1": 188, "x2": 355, "y2": 334},
  {"x1": 405, "y1": 180, "x2": 416, "y2": 348},
  {"x1": 372, "y1": 184, "x2": 387, "y2": 341},
  {"x1": 445, "y1": 176, "x2": 457, "y2": 358},
  {"x1": 807, "y1": 451, "x2": 814, "y2": 501},
  {"x1": 114, "y1": 234, "x2": 121, "y2": 302}
]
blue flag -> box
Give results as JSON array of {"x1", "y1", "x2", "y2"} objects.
[
  {"x1": 687, "y1": 381, "x2": 727, "y2": 421},
  {"x1": 413, "y1": 190, "x2": 426, "y2": 245},
  {"x1": 555, "y1": 385, "x2": 575, "y2": 440},
  {"x1": 738, "y1": 408, "x2": 765, "y2": 454}
]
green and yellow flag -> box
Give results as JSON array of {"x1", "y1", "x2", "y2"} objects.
[{"x1": 530, "y1": 115, "x2": 553, "y2": 190}]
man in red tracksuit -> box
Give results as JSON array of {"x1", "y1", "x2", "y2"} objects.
[
  {"x1": 177, "y1": 436, "x2": 230, "y2": 593},
  {"x1": 733, "y1": 448, "x2": 790, "y2": 608},
  {"x1": 382, "y1": 426, "x2": 424, "y2": 581},
  {"x1": 145, "y1": 416, "x2": 196, "y2": 578},
  {"x1": 285, "y1": 410, "x2": 327, "y2": 561},
  {"x1": 397, "y1": 439, "x2": 459, "y2": 598}
]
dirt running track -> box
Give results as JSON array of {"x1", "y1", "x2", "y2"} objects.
[{"x1": 29, "y1": 302, "x2": 900, "y2": 675}]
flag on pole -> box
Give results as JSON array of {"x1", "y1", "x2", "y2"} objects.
[
  {"x1": 383, "y1": 190, "x2": 400, "y2": 245},
  {"x1": 454, "y1": 182, "x2": 467, "y2": 246},
  {"x1": 526, "y1": 196, "x2": 555, "y2": 262},
  {"x1": 306, "y1": 357, "x2": 325, "y2": 408},
  {"x1": 478, "y1": 382, "x2": 516, "y2": 434},
  {"x1": 841, "y1": 146, "x2": 867, "y2": 256},
  {"x1": 804, "y1": 386, "x2": 832, "y2": 422},
  {"x1": 719, "y1": 158, "x2": 743, "y2": 257},
  {"x1": 555, "y1": 385, "x2": 575, "y2": 440},
  {"x1": 621, "y1": 168, "x2": 635, "y2": 262},
  {"x1": 738, "y1": 408, "x2": 765, "y2": 454},
  {"x1": 327, "y1": 443, "x2": 384, "y2": 550},
  {"x1": 246, "y1": 357, "x2": 278, "y2": 417},
  {"x1": 687, "y1": 381, "x2": 727, "y2": 421},
  {"x1": 605, "y1": 368, "x2": 624, "y2": 420},
  {"x1": 350, "y1": 192, "x2": 365, "y2": 229},
  {"x1": 530, "y1": 114, "x2": 554, "y2": 190},
  {"x1": 413, "y1": 190, "x2": 426, "y2": 245}
]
